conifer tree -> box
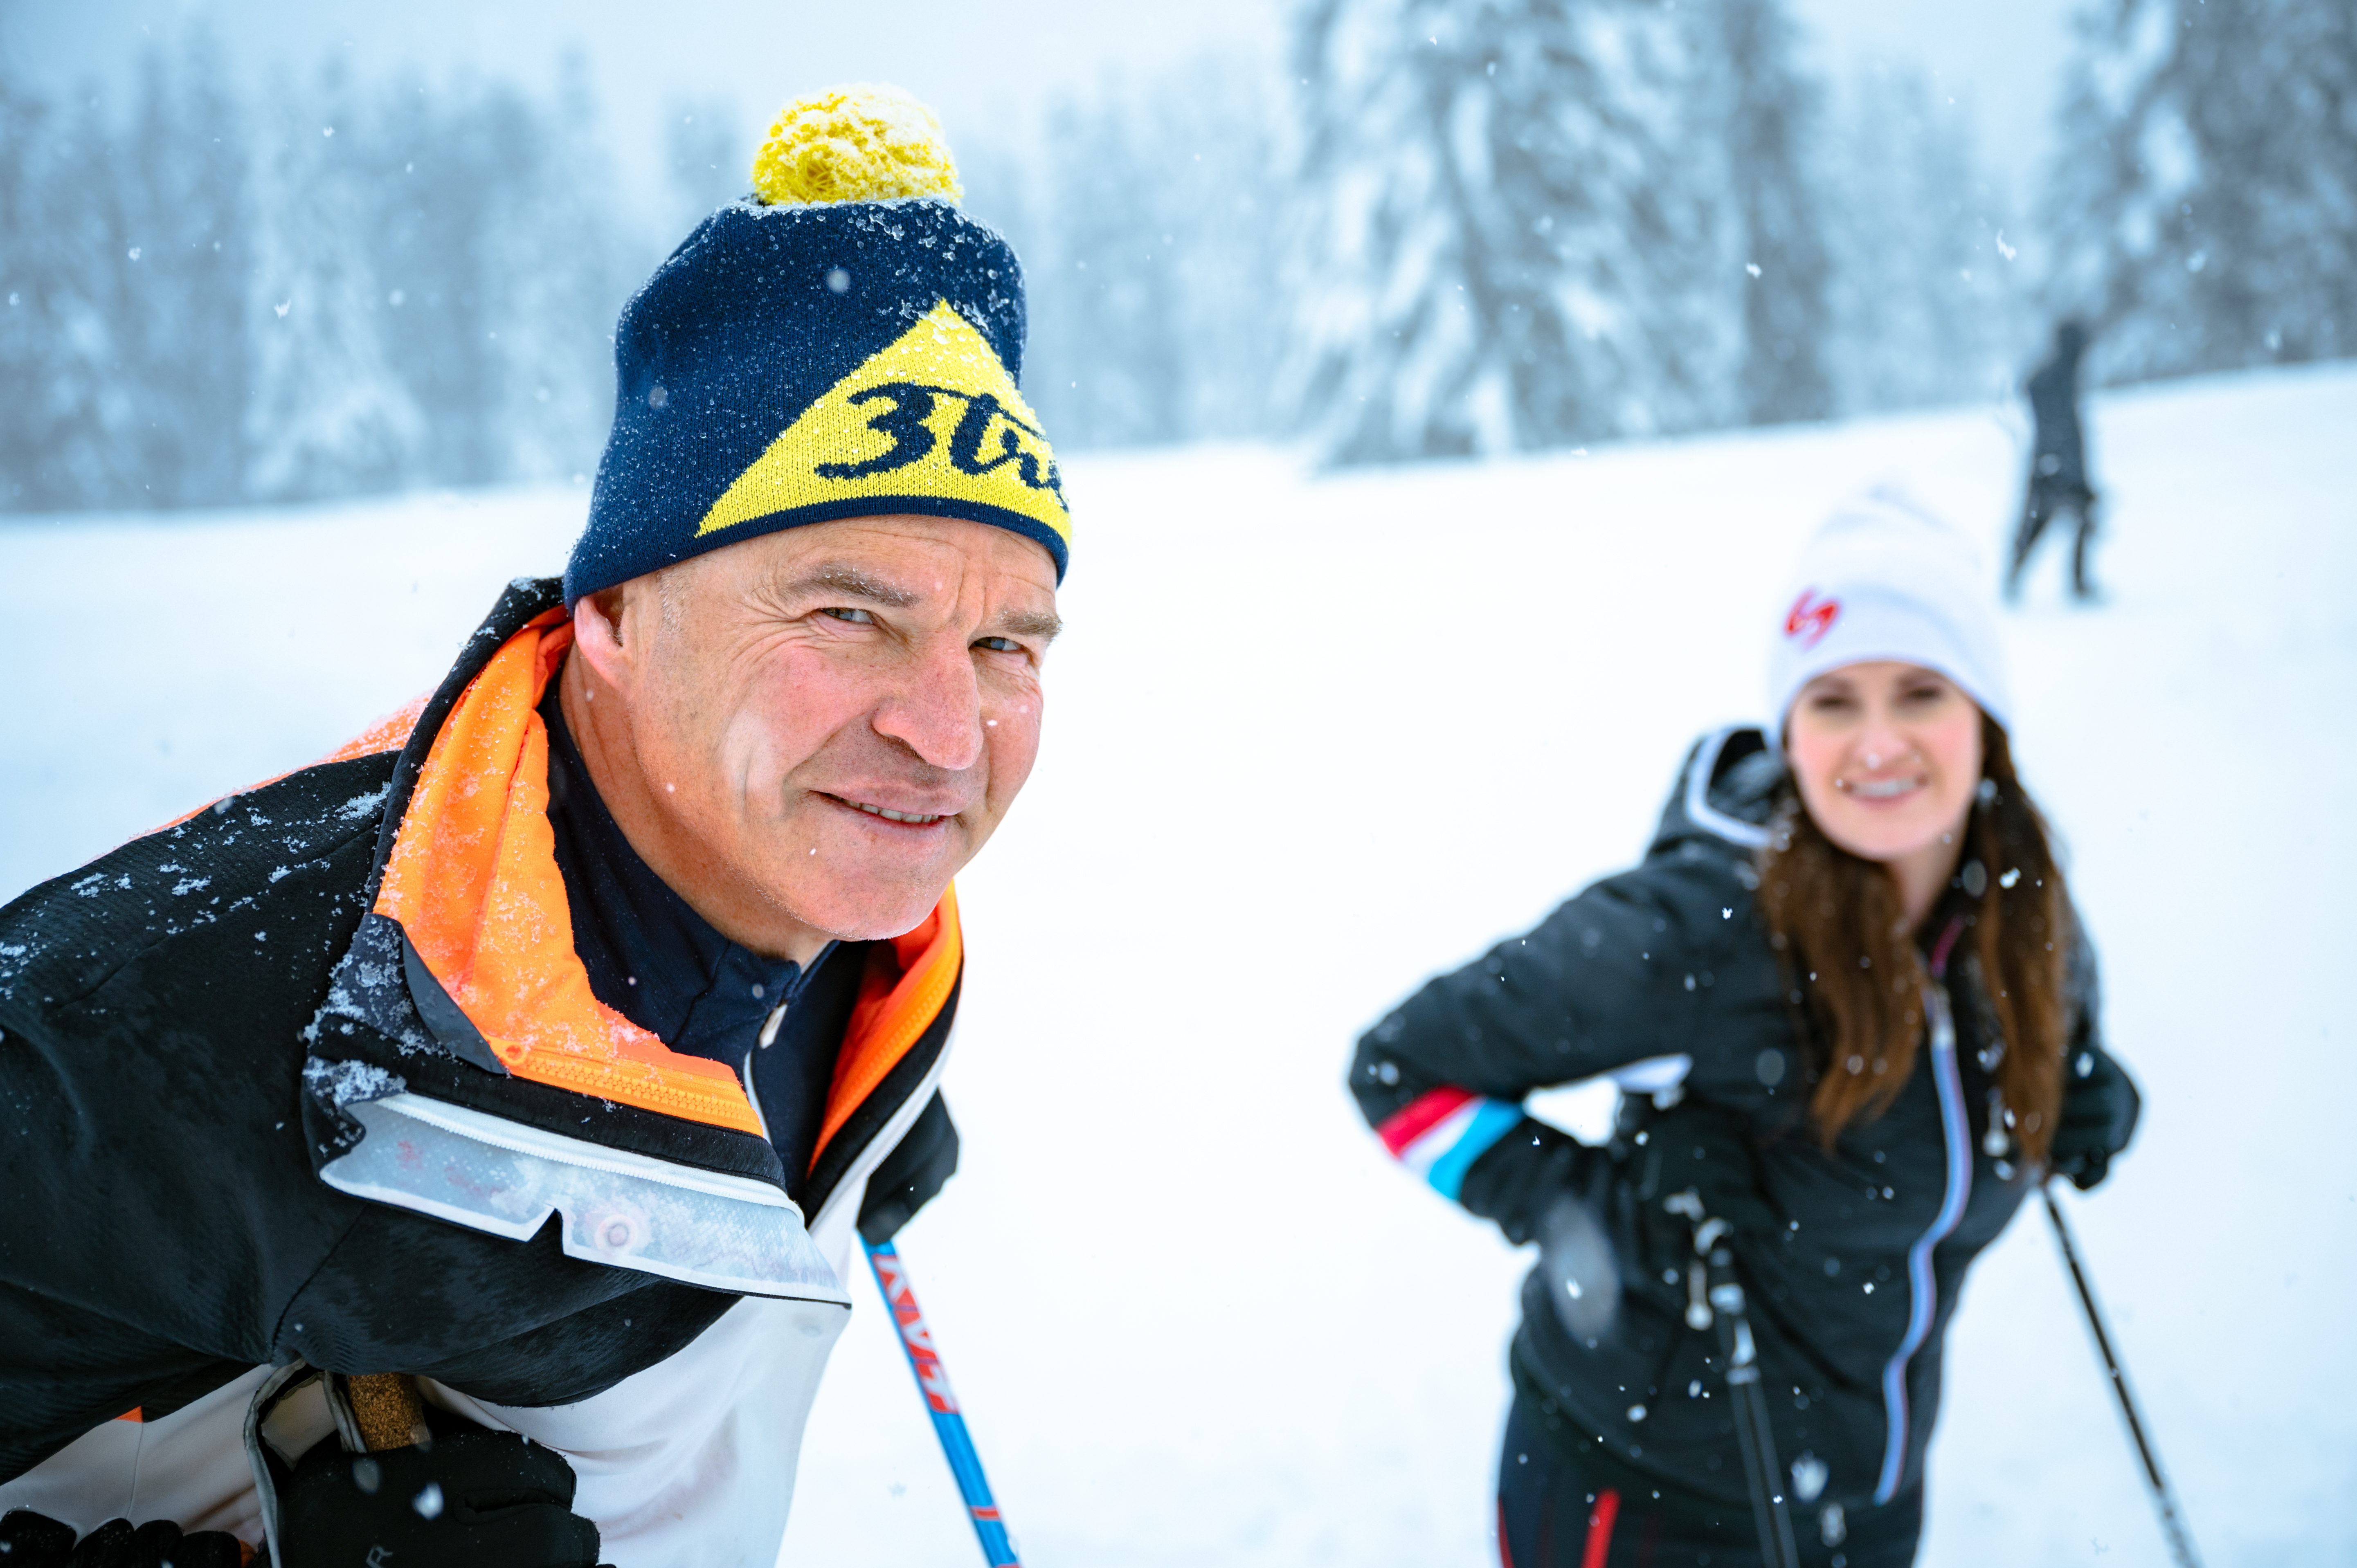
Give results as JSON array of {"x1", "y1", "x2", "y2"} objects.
[
  {"x1": 121, "y1": 32, "x2": 251, "y2": 507},
  {"x1": 1713, "y1": 0, "x2": 1834, "y2": 424},
  {"x1": 495, "y1": 56, "x2": 633, "y2": 483},
  {"x1": 362, "y1": 75, "x2": 532, "y2": 487},
  {"x1": 1292, "y1": 0, "x2": 1744, "y2": 463},
  {"x1": 2046, "y1": 0, "x2": 2357, "y2": 380},
  {"x1": 1026, "y1": 83, "x2": 1192, "y2": 447},
  {"x1": 663, "y1": 95, "x2": 747, "y2": 244},
  {"x1": 1824, "y1": 65, "x2": 2021, "y2": 413},
  {"x1": 0, "y1": 77, "x2": 80, "y2": 508},
  {"x1": 244, "y1": 66, "x2": 424, "y2": 501},
  {"x1": 986, "y1": 54, "x2": 1292, "y2": 452},
  {"x1": 33, "y1": 92, "x2": 145, "y2": 507}
]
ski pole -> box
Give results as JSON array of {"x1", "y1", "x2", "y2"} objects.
[
  {"x1": 1702, "y1": 1229, "x2": 1801, "y2": 1568},
  {"x1": 863, "y1": 1238, "x2": 1021, "y2": 1568},
  {"x1": 1669, "y1": 1194, "x2": 1801, "y2": 1568},
  {"x1": 2041, "y1": 1181, "x2": 2204, "y2": 1568}
]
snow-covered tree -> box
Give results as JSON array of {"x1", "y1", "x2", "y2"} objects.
[
  {"x1": 979, "y1": 53, "x2": 1296, "y2": 451},
  {"x1": 31, "y1": 93, "x2": 200, "y2": 508},
  {"x1": 1025, "y1": 84, "x2": 1192, "y2": 447},
  {"x1": 1291, "y1": 0, "x2": 1753, "y2": 463},
  {"x1": 1823, "y1": 64, "x2": 2024, "y2": 414},
  {"x1": 1711, "y1": 0, "x2": 1834, "y2": 425},
  {"x1": 490, "y1": 56, "x2": 634, "y2": 483},
  {"x1": 120, "y1": 33, "x2": 252, "y2": 507},
  {"x1": 2, "y1": 43, "x2": 640, "y2": 511},
  {"x1": 662, "y1": 94, "x2": 747, "y2": 242},
  {"x1": 244, "y1": 67, "x2": 425, "y2": 501},
  {"x1": 0, "y1": 77, "x2": 99, "y2": 509},
  {"x1": 1152, "y1": 57, "x2": 1306, "y2": 444},
  {"x1": 359, "y1": 74, "x2": 533, "y2": 487},
  {"x1": 2045, "y1": 0, "x2": 2357, "y2": 382},
  {"x1": 4, "y1": 33, "x2": 256, "y2": 510}
]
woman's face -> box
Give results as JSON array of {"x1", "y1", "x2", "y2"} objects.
[{"x1": 1786, "y1": 661, "x2": 1982, "y2": 865}]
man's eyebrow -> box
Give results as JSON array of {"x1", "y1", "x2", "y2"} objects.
[
  {"x1": 774, "y1": 561, "x2": 1060, "y2": 641},
  {"x1": 774, "y1": 563, "x2": 919, "y2": 609},
  {"x1": 993, "y1": 608, "x2": 1064, "y2": 644}
]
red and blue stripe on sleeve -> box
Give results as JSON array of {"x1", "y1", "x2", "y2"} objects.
[{"x1": 1378, "y1": 1087, "x2": 1525, "y2": 1202}]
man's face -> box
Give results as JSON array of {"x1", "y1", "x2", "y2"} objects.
[{"x1": 569, "y1": 514, "x2": 1060, "y2": 956}]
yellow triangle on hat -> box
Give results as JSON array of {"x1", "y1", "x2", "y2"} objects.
[{"x1": 696, "y1": 300, "x2": 1069, "y2": 546}]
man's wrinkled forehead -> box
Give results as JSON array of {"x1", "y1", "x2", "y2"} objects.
[
  {"x1": 775, "y1": 556, "x2": 1063, "y2": 644},
  {"x1": 697, "y1": 515, "x2": 1062, "y2": 638}
]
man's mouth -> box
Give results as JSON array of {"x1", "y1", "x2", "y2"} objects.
[{"x1": 834, "y1": 796, "x2": 951, "y2": 826}]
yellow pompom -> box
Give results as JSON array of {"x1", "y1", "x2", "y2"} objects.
[{"x1": 750, "y1": 85, "x2": 963, "y2": 208}]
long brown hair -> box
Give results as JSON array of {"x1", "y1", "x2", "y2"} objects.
[{"x1": 1758, "y1": 716, "x2": 2071, "y2": 1164}]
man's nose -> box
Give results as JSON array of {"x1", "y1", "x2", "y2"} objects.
[{"x1": 872, "y1": 639, "x2": 985, "y2": 772}]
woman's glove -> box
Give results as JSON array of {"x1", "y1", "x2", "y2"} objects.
[
  {"x1": 279, "y1": 1427, "x2": 606, "y2": 1568},
  {"x1": 1535, "y1": 1192, "x2": 1622, "y2": 1339},
  {"x1": 0, "y1": 1510, "x2": 242, "y2": 1567},
  {"x1": 2048, "y1": 1047, "x2": 2141, "y2": 1191}
]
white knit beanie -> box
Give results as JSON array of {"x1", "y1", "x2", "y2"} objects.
[{"x1": 1766, "y1": 487, "x2": 2012, "y2": 739}]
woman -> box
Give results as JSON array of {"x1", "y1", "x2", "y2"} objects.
[{"x1": 1350, "y1": 494, "x2": 2140, "y2": 1567}]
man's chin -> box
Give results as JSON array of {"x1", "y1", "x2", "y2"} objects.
[
  {"x1": 769, "y1": 860, "x2": 962, "y2": 943},
  {"x1": 796, "y1": 896, "x2": 954, "y2": 943}
]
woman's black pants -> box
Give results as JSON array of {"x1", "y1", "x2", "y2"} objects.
[{"x1": 1495, "y1": 1396, "x2": 1923, "y2": 1568}]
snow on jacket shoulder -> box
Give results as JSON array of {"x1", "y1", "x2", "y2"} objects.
[
  {"x1": 0, "y1": 579, "x2": 962, "y2": 1564},
  {"x1": 1349, "y1": 726, "x2": 2137, "y2": 1515}
]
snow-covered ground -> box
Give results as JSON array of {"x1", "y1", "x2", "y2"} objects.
[{"x1": 4, "y1": 362, "x2": 2353, "y2": 1565}]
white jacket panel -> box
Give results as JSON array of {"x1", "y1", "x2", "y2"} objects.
[
  {"x1": 1, "y1": 1060, "x2": 915, "y2": 1561},
  {"x1": 427, "y1": 1293, "x2": 851, "y2": 1568},
  {"x1": 0, "y1": 1365, "x2": 269, "y2": 1545}
]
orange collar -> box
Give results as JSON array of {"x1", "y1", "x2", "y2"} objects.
[{"x1": 366, "y1": 609, "x2": 960, "y2": 1164}]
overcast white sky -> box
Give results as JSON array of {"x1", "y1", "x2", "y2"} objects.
[{"x1": 3, "y1": 0, "x2": 2078, "y2": 216}]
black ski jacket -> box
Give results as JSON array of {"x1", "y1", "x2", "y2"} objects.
[
  {"x1": 0, "y1": 580, "x2": 960, "y2": 1485},
  {"x1": 1349, "y1": 728, "x2": 2139, "y2": 1518}
]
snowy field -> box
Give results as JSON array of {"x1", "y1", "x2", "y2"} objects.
[{"x1": 4, "y1": 361, "x2": 2354, "y2": 1565}]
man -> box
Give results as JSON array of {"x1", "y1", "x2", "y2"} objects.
[
  {"x1": 2006, "y1": 317, "x2": 2099, "y2": 602},
  {"x1": 0, "y1": 85, "x2": 1067, "y2": 1567}
]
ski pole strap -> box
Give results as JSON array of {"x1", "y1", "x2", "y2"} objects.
[{"x1": 864, "y1": 1239, "x2": 1022, "y2": 1568}]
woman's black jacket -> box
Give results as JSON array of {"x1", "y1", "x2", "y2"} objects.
[{"x1": 1348, "y1": 728, "x2": 2139, "y2": 1517}]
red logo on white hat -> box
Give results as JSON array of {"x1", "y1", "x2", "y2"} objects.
[{"x1": 1786, "y1": 589, "x2": 1840, "y2": 648}]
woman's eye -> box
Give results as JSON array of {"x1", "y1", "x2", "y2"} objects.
[
  {"x1": 974, "y1": 636, "x2": 1022, "y2": 654},
  {"x1": 821, "y1": 607, "x2": 874, "y2": 625}
]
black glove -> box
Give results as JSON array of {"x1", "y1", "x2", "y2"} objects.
[
  {"x1": 857, "y1": 1092, "x2": 960, "y2": 1245},
  {"x1": 278, "y1": 1427, "x2": 603, "y2": 1568},
  {"x1": 2049, "y1": 1046, "x2": 2141, "y2": 1191},
  {"x1": 0, "y1": 1510, "x2": 241, "y2": 1568}
]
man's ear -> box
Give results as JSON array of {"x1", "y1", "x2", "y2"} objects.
[{"x1": 569, "y1": 585, "x2": 634, "y2": 689}]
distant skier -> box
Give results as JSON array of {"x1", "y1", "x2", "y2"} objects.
[
  {"x1": 1351, "y1": 494, "x2": 2140, "y2": 1566},
  {"x1": 2007, "y1": 319, "x2": 2099, "y2": 602}
]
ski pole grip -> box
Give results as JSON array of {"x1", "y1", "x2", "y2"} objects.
[{"x1": 344, "y1": 1372, "x2": 426, "y2": 1451}]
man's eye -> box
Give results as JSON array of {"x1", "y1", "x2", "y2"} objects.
[
  {"x1": 974, "y1": 636, "x2": 1022, "y2": 654},
  {"x1": 821, "y1": 607, "x2": 875, "y2": 625}
]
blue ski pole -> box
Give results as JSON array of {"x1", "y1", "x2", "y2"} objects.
[{"x1": 864, "y1": 1238, "x2": 1021, "y2": 1567}]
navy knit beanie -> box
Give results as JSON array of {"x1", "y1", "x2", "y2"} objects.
[{"x1": 565, "y1": 86, "x2": 1069, "y2": 604}]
